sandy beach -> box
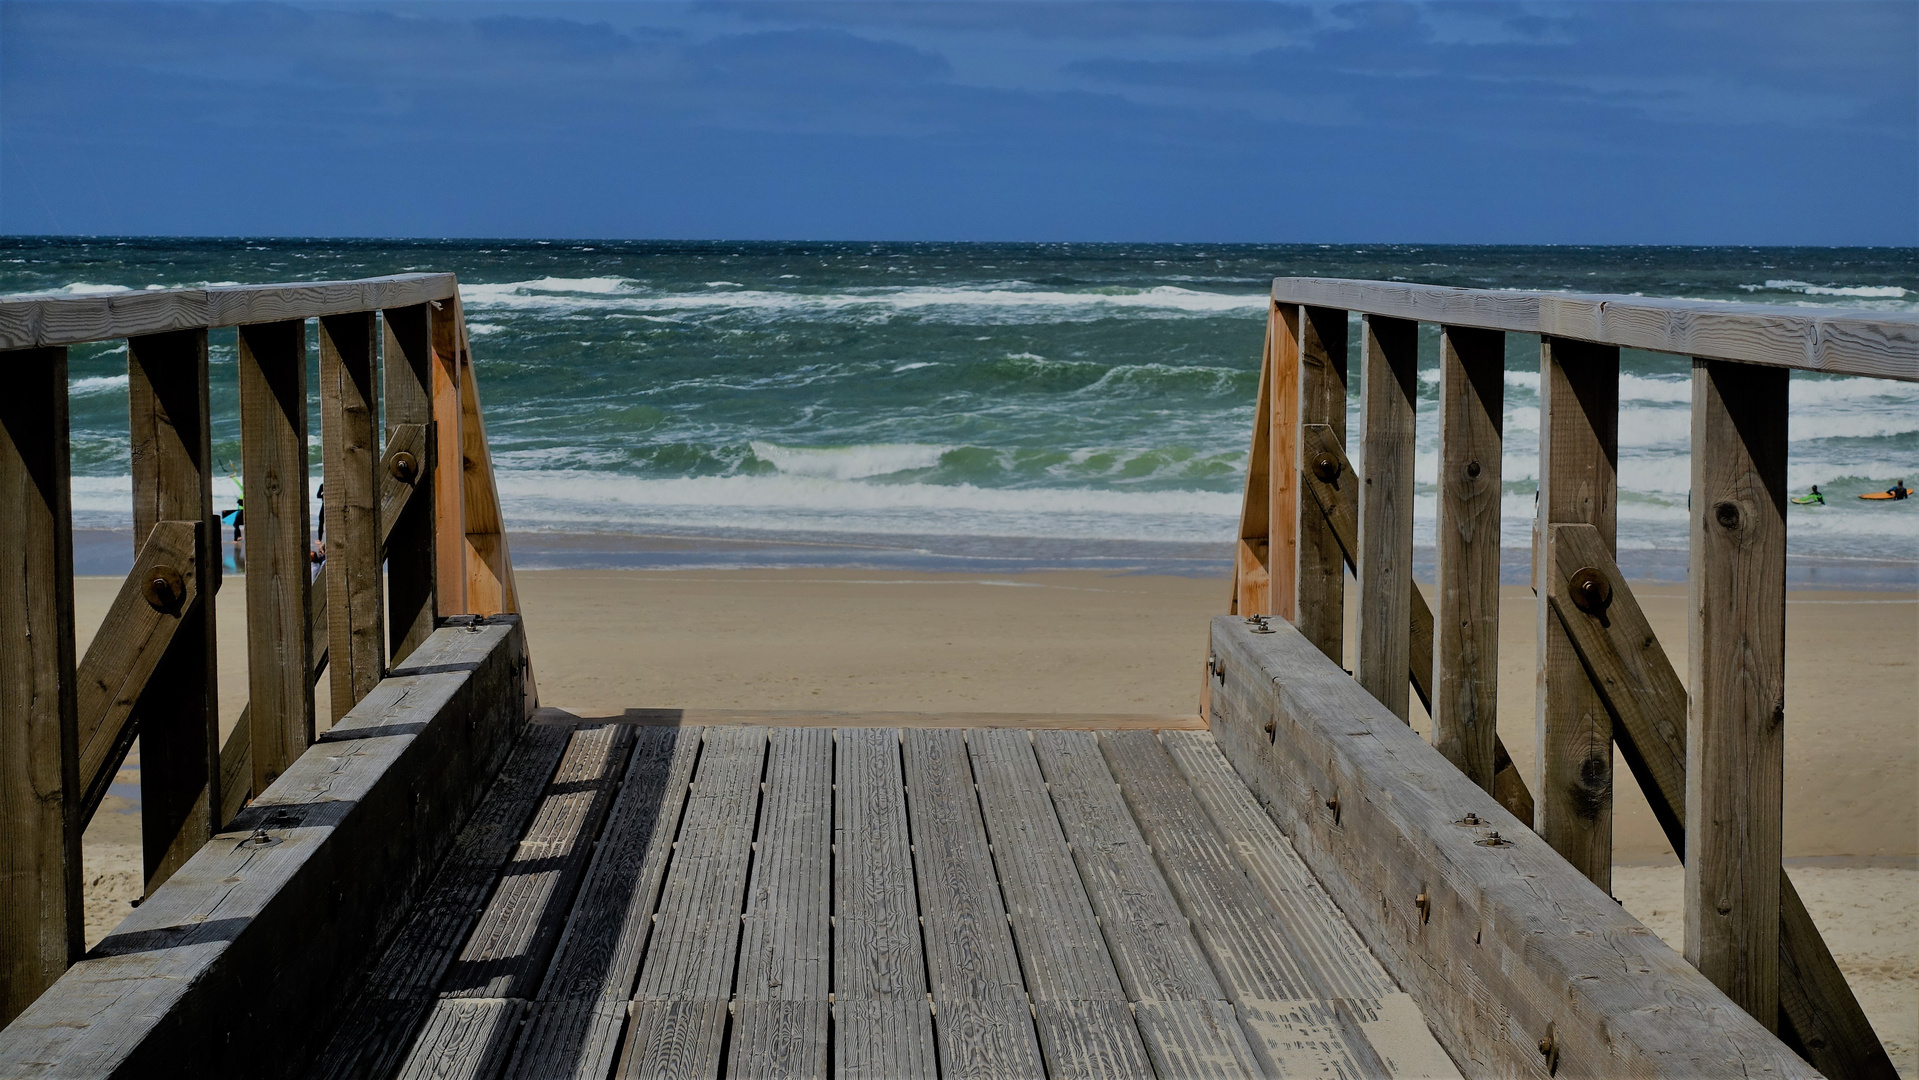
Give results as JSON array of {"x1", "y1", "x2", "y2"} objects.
[{"x1": 77, "y1": 567, "x2": 1916, "y2": 1071}]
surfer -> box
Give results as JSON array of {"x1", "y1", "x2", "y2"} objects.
[
  {"x1": 1792, "y1": 485, "x2": 1825, "y2": 506},
  {"x1": 1859, "y1": 479, "x2": 1910, "y2": 501}
]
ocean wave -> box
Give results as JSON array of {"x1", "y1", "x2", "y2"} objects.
[
  {"x1": 1746, "y1": 280, "x2": 1910, "y2": 299},
  {"x1": 69, "y1": 374, "x2": 129, "y2": 396},
  {"x1": 749, "y1": 441, "x2": 948, "y2": 480}
]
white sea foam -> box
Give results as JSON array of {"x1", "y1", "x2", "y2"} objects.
[
  {"x1": 69, "y1": 374, "x2": 129, "y2": 395},
  {"x1": 1749, "y1": 280, "x2": 1910, "y2": 299},
  {"x1": 465, "y1": 322, "x2": 505, "y2": 336},
  {"x1": 750, "y1": 442, "x2": 948, "y2": 480}
]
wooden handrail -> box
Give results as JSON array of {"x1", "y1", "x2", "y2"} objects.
[{"x1": 1271, "y1": 276, "x2": 1919, "y2": 381}]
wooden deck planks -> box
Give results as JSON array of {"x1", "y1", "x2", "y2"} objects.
[
  {"x1": 833, "y1": 727, "x2": 937, "y2": 1080},
  {"x1": 965, "y1": 728, "x2": 1152, "y2": 1080},
  {"x1": 618, "y1": 725, "x2": 769, "y2": 1080},
  {"x1": 899, "y1": 728, "x2": 1047, "y2": 1079}
]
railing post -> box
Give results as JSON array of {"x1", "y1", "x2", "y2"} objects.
[
  {"x1": 430, "y1": 302, "x2": 467, "y2": 615},
  {"x1": 1355, "y1": 314, "x2": 1417, "y2": 722},
  {"x1": 237, "y1": 320, "x2": 315, "y2": 791},
  {"x1": 1268, "y1": 303, "x2": 1301, "y2": 620},
  {"x1": 1687, "y1": 359, "x2": 1787, "y2": 1030},
  {"x1": 0, "y1": 346, "x2": 80, "y2": 1023},
  {"x1": 127, "y1": 328, "x2": 219, "y2": 891},
  {"x1": 318, "y1": 312, "x2": 385, "y2": 718},
  {"x1": 1294, "y1": 306, "x2": 1349, "y2": 663},
  {"x1": 1535, "y1": 336, "x2": 1618, "y2": 888},
  {"x1": 383, "y1": 303, "x2": 437, "y2": 663},
  {"x1": 1434, "y1": 326, "x2": 1504, "y2": 793},
  {"x1": 1232, "y1": 310, "x2": 1274, "y2": 616}
]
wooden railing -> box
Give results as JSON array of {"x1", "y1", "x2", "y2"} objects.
[
  {"x1": 0, "y1": 273, "x2": 531, "y2": 1024},
  {"x1": 1217, "y1": 277, "x2": 1913, "y2": 1079}
]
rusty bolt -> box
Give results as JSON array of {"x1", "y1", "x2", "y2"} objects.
[
  {"x1": 1415, "y1": 891, "x2": 1431, "y2": 922},
  {"x1": 1567, "y1": 566, "x2": 1613, "y2": 615},
  {"x1": 143, "y1": 564, "x2": 185, "y2": 612},
  {"x1": 1311, "y1": 453, "x2": 1341, "y2": 483},
  {"x1": 389, "y1": 450, "x2": 419, "y2": 483},
  {"x1": 1475, "y1": 830, "x2": 1513, "y2": 847},
  {"x1": 1456, "y1": 812, "x2": 1484, "y2": 827}
]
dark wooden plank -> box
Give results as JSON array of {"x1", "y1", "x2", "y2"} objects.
[
  {"x1": 394, "y1": 998, "x2": 527, "y2": 1080},
  {"x1": 383, "y1": 303, "x2": 437, "y2": 665},
  {"x1": 1031, "y1": 730, "x2": 1257, "y2": 1080},
  {"x1": 379, "y1": 421, "x2": 428, "y2": 552},
  {"x1": 318, "y1": 311, "x2": 384, "y2": 720},
  {"x1": 1207, "y1": 614, "x2": 1817, "y2": 1077},
  {"x1": 237, "y1": 318, "x2": 314, "y2": 791},
  {"x1": 1547, "y1": 524, "x2": 1898, "y2": 1078},
  {"x1": 1355, "y1": 314, "x2": 1418, "y2": 722},
  {"x1": 965, "y1": 729, "x2": 1152, "y2": 1080},
  {"x1": 899, "y1": 729, "x2": 1046, "y2": 1079},
  {"x1": 729, "y1": 728, "x2": 832, "y2": 1079},
  {"x1": 1433, "y1": 325, "x2": 1503, "y2": 795},
  {"x1": 1267, "y1": 276, "x2": 1919, "y2": 381},
  {"x1": 1267, "y1": 303, "x2": 1301, "y2": 620},
  {"x1": 1535, "y1": 335, "x2": 1618, "y2": 888},
  {"x1": 0, "y1": 345, "x2": 79, "y2": 1025},
  {"x1": 1294, "y1": 305, "x2": 1348, "y2": 663},
  {"x1": 1232, "y1": 314, "x2": 1273, "y2": 617},
  {"x1": 125, "y1": 327, "x2": 221, "y2": 893},
  {"x1": 220, "y1": 571, "x2": 329, "y2": 827},
  {"x1": 1687, "y1": 359, "x2": 1788, "y2": 1029},
  {"x1": 833, "y1": 728, "x2": 937, "y2": 1080}
]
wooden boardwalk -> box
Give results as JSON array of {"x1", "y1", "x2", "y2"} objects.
[{"x1": 308, "y1": 723, "x2": 1456, "y2": 1080}]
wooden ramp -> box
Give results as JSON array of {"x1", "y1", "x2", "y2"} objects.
[{"x1": 308, "y1": 723, "x2": 1457, "y2": 1080}]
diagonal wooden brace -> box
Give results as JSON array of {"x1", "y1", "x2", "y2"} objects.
[
  {"x1": 1299, "y1": 424, "x2": 1536, "y2": 824},
  {"x1": 1547, "y1": 522, "x2": 1895, "y2": 1079},
  {"x1": 379, "y1": 422, "x2": 428, "y2": 554},
  {"x1": 74, "y1": 520, "x2": 202, "y2": 825}
]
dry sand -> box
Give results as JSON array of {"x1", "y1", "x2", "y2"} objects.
[{"x1": 75, "y1": 568, "x2": 1916, "y2": 1070}]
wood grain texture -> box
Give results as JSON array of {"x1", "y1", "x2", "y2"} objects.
[
  {"x1": 1535, "y1": 336, "x2": 1618, "y2": 888},
  {"x1": 219, "y1": 572, "x2": 329, "y2": 827},
  {"x1": 382, "y1": 303, "x2": 436, "y2": 665},
  {"x1": 1232, "y1": 317, "x2": 1273, "y2": 617},
  {"x1": 1433, "y1": 326, "x2": 1504, "y2": 794},
  {"x1": 1356, "y1": 314, "x2": 1418, "y2": 722},
  {"x1": 318, "y1": 311, "x2": 384, "y2": 721},
  {"x1": 1686, "y1": 359, "x2": 1787, "y2": 1031},
  {"x1": 1207, "y1": 614, "x2": 1818, "y2": 1078},
  {"x1": 237, "y1": 319, "x2": 315, "y2": 792},
  {"x1": 0, "y1": 346, "x2": 79, "y2": 1025},
  {"x1": 430, "y1": 302, "x2": 466, "y2": 616},
  {"x1": 394, "y1": 997, "x2": 526, "y2": 1080},
  {"x1": 0, "y1": 273, "x2": 458, "y2": 351},
  {"x1": 537, "y1": 707, "x2": 1201, "y2": 731},
  {"x1": 1546, "y1": 526, "x2": 1897, "y2": 1078},
  {"x1": 833, "y1": 728, "x2": 937, "y2": 1080},
  {"x1": 1294, "y1": 305, "x2": 1349, "y2": 663},
  {"x1": 1267, "y1": 303, "x2": 1301, "y2": 621},
  {"x1": 1268, "y1": 276, "x2": 1919, "y2": 381}
]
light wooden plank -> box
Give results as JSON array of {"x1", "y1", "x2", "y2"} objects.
[
  {"x1": 1535, "y1": 335, "x2": 1618, "y2": 888},
  {"x1": 1686, "y1": 359, "x2": 1788, "y2": 1030},
  {"x1": 966, "y1": 729, "x2": 1152, "y2": 1080},
  {"x1": 319, "y1": 310, "x2": 384, "y2": 720},
  {"x1": 899, "y1": 729, "x2": 1046, "y2": 1079},
  {"x1": 383, "y1": 303, "x2": 437, "y2": 665},
  {"x1": 833, "y1": 727, "x2": 937, "y2": 1080},
  {"x1": 1098, "y1": 731, "x2": 1369, "y2": 1077},
  {"x1": 1433, "y1": 325, "x2": 1504, "y2": 794},
  {"x1": 125, "y1": 327, "x2": 221, "y2": 892},
  {"x1": 431, "y1": 301, "x2": 467, "y2": 616},
  {"x1": 0, "y1": 273, "x2": 457, "y2": 350},
  {"x1": 1356, "y1": 314, "x2": 1418, "y2": 723},
  {"x1": 1294, "y1": 305, "x2": 1348, "y2": 663},
  {"x1": 395, "y1": 997, "x2": 527, "y2": 1080},
  {"x1": 1031, "y1": 730, "x2": 1258, "y2": 1080},
  {"x1": 0, "y1": 345, "x2": 79, "y2": 1025},
  {"x1": 536, "y1": 707, "x2": 1203, "y2": 731},
  {"x1": 1267, "y1": 276, "x2": 1919, "y2": 381},
  {"x1": 728, "y1": 727, "x2": 832, "y2": 1079},
  {"x1": 1233, "y1": 316, "x2": 1273, "y2": 617},
  {"x1": 1208, "y1": 614, "x2": 1818, "y2": 1077},
  {"x1": 507, "y1": 999, "x2": 627, "y2": 1080},
  {"x1": 237, "y1": 318, "x2": 315, "y2": 792},
  {"x1": 1268, "y1": 302, "x2": 1302, "y2": 620}
]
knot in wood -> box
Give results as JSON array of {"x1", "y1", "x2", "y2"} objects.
[
  {"x1": 1713, "y1": 500, "x2": 1742, "y2": 530},
  {"x1": 1465, "y1": 459, "x2": 1481, "y2": 479}
]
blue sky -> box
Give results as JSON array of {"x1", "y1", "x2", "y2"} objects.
[{"x1": 2, "y1": 1, "x2": 1913, "y2": 243}]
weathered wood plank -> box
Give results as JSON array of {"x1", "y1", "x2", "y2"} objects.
[
  {"x1": 1686, "y1": 359, "x2": 1788, "y2": 1030},
  {"x1": 899, "y1": 729, "x2": 1046, "y2": 1079},
  {"x1": 1232, "y1": 316, "x2": 1273, "y2": 617},
  {"x1": 1269, "y1": 276, "x2": 1919, "y2": 382},
  {"x1": 1356, "y1": 314, "x2": 1418, "y2": 722},
  {"x1": 1294, "y1": 305, "x2": 1349, "y2": 663},
  {"x1": 0, "y1": 273, "x2": 458, "y2": 351},
  {"x1": 430, "y1": 302, "x2": 467, "y2": 616},
  {"x1": 1098, "y1": 731, "x2": 1368, "y2": 1076},
  {"x1": 1268, "y1": 303, "x2": 1302, "y2": 621},
  {"x1": 379, "y1": 421, "x2": 428, "y2": 552},
  {"x1": 1433, "y1": 325, "x2": 1504, "y2": 795},
  {"x1": 0, "y1": 345, "x2": 79, "y2": 1025},
  {"x1": 966, "y1": 729, "x2": 1152, "y2": 1079},
  {"x1": 536, "y1": 707, "x2": 1202, "y2": 731},
  {"x1": 126, "y1": 327, "x2": 221, "y2": 893},
  {"x1": 219, "y1": 571, "x2": 329, "y2": 827},
  {"x1": 728, "y1": 727, "x2": 832, "y2": 1079},
  {"x1": 1535, "y1": 335, "x2": 1618, "y2": 888},
  {"x1": 237, "y1": 319, "x2": 314, "y2": 792},
  {"x1": 318, "y1": 311, "x2": 384, "y2": 720},
  {"x1": 1208, "y1": 614, "x2": 1817, "y2": 1077},
  {"x1": 383, "y1": 303, "x2": 436, "y2": 665},
  {"x1": 833, "y1": 727, "x2": 937, "y2": 1080},
  {"x1": 394, "y1": 997, "x2": 527, "y2": 1080}
]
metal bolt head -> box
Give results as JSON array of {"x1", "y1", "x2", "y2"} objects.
[
  {"x1": 389, "y1": 450, "x2": 419, "y2": 482},
  {"x1": 1567, "y1": 566, "x2": 1613, "y2": 614},
  {"x1": 1311, "y1": 453, "x2": 1341, "y2": 483},
  {"x1": 143, "y1": 564, "x2": 185, "y2": 612}
]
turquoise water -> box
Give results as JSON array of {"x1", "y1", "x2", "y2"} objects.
[{"x1": 4, "y1": 239, "x2": 1915, "y2": 578}]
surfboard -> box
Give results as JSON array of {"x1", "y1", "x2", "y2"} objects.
[
  {"x1": 1791, "y1": 495, "x2": 1823, "y2": 504},
  {"x1": 1858, "y1": 491, "x2": 1907, "y2": 500}
]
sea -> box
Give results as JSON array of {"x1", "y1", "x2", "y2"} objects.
[{"x1": 3, "y1": 239, "x2": 1915, "y2": 587}]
